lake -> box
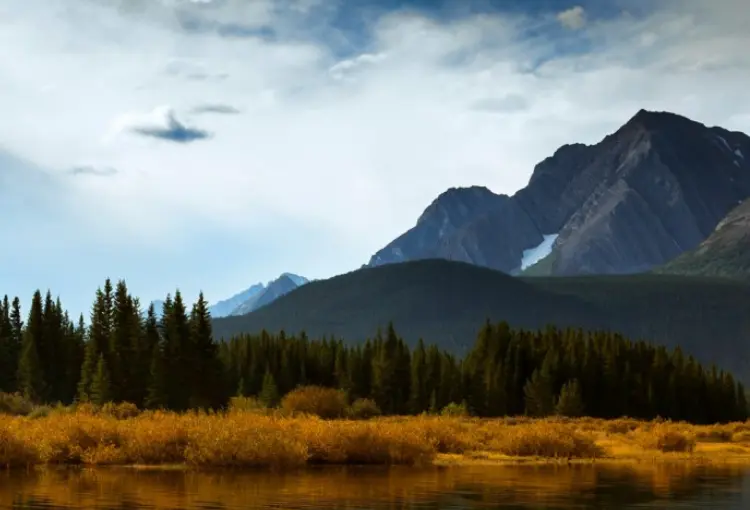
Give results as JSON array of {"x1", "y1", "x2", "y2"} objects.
[{"x1": 2, "y1": 464, "x2": 749, "y2": 509}]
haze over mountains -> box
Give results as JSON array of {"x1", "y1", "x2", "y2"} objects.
[{"x1": 368, "y1": 110, "x2": 750, "y2": 276}]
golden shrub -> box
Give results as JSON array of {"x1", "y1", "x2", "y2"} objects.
[
  {"x1": 632, "y1": 422, "x2": 696, "y2": 453},
  {"x1": 280, "y1": 386, "x2": 348, "y2": 419},
  {"x1": 489, "y1": 421, "x2": 602, "y2": 458},
  {"x1": 101, "y1": 402, "x2": 140, "y2": 420}
]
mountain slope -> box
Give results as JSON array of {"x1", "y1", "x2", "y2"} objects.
[
  {"x1": 655, "y1": 198, "x2": 750, "y2": 280},
  {"x1": 212, "y1": 259, "x2": 750, "y2": 381},
  {"x1": 369, "y1": 110, "x2": 750, "y2": 276},
  {"x1": 230, "y1": 273, "x2": 308, "y2": 315},
  {"x1": 209, "y1": 284, "x2": 265, "y2": 318},
  {"x1": 214, "y1": 259, "x2": 604, "y2": 352}
]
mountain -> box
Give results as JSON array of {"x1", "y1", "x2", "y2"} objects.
[
  {"x1": 209, "y1": 283, "x2": 265, "y2": 318},
  {"x1": 229, "y1": 273, "x2": 308, "y2": 316},
  {"x1": 211, "y1": 259, "x2": 750, "y2": 382},
  {"x1": 655, "y1": 198, "x2": 750, "y2": 280},
  {"x1": 145, "y1": 273, "x2": 307, "y2": 319},
  {"x1": 368, "y1": 110, "x2": 750, "y2": 276}
]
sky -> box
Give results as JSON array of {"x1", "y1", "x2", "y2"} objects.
[{"x1": 1, "y1": 0, "x2": 749, "y2": 318}]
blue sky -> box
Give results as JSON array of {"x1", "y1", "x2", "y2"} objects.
[{"x1": 1, "y1": 0, "x2": 749, "y2": 318}]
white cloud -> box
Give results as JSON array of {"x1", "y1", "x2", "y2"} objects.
[
  {"x1": 1, "y1": 0, "x2": 749, "y2": 312},
  {"x1": 557, "y1": 6, "x2": 587, "y2": 30}
]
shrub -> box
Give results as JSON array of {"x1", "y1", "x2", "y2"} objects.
[
  {"x1": 632, "y1": 423, "x2": 696, "y2": 453},
  {"x1": 440, "y1": 401, "x2": 469, "y2": 417},
  {"x1": 28, "y1": 406, "x2": 54, "y2": 419},
  {"x1": 101, "y1": 402, "x2": 140, "y2": 420},
  {"x1": 0, "y1": 393, "x2": 35, "y2": 416},
  {"x1": 346, "y1": 399, "x2": 381, "y2": 420},
  {"x1": 280, "y1": 386, "x2": 348, "y2": 419},
  {"x1": 490, "y1": 422, "x2": 601, "y2": 458}
]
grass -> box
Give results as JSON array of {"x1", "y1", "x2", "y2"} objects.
[{"x1": 2, "y1": 403, "x2": 750, "y2": 469}]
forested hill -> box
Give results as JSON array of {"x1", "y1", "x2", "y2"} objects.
[
  {"x1": 211, "y1": 259, "x2": 750, "y2": 383},
  {"x1": 0, "y1": 279, "x2": 745, "y2": 423}
]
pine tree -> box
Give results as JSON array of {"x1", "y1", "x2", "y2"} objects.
[
  {"x1": 145, "y1": 342, "x2": 168, "y2": 409},
  {"x1": 409, "y1": 338, "x2": 428, "y2": 413},
  {"x1": 135, "y1": 304, "x2": 161, "y2": 407},
  {"x1": 555, "y1": 379, "x2": 585, "y2": 417},
  {"x1": 259, "y1": 366, "x2": 279, "y2": 408},
  {"x1": 79, "y1": 287, "x2": 111, "y2": 401},
  {"x1": 162, "y1": 291, "x2": 192, "y2": 410},
  {"x1": 7, "y1": 297, "x2": 23, "y2": 393},
  {"x1": 236, "y1": 377, "x2": 250, "y2": 397},
  {"x1": 40, "y1": 291, "x2": 64, "y2": 402},
  {"x1": 189, "y1": 292, "x2": 225, "y2": 408},
  {"x1": 0, "y1": 295, "x2": 14, "y2": 392},
  {"x1": 90, "y1": 354, "x2": 113, "y2": 405},
  {"x1": 18, "y1": 335, "x2": 44, "y2": 402},
  {"x1": 109, "y1": 280, "x2": 133, "y2": 402},
  {"x1": 523, "y1": 368, "x2": 554, "y2": 417},
  {"x1": 737, "y1": 382, "x2": 748, "y2": 421},
  {"x1": 18, "y1": 291, "x2": 46, "y2": 402}
]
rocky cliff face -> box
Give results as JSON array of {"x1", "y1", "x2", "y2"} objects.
[
  {"x1": 368, "y1": 186, "x2": 542, "y2": 272},
  {"x1": 369, "y1": 110, "x2": 750, "y2": 275}
]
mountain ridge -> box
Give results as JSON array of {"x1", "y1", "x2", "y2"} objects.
[{"x1": 369, "y1": 110, "x2": 750, "y2": 276}]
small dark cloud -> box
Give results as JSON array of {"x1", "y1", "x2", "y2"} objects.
[
  {"x1": 69, "y1": 166, "x2": 118, "y2": 177},
  {"x1": 176, "y1": 12, "x2": 277, "y2": 41},
  {"x1": 191, "y1": 104, "x2": 241, "y2": 115},
  {"x1": 217, "y1": 24, "x2": 276, "y2": 40},
  {"x1": 130, "y1": 112, "x2": 211, "y2": 144},
  {"x1": 470, "y1": 94, "x2": 530, "y2": 113}
]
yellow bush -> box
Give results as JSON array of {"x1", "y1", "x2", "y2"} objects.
[
  {"x1": 0, "y1": 419, "x2": 37, "y2": 467},
  {"x1": 489, "y1": 422, "x2": 602, "y2": 458},
  {"x1": 298, "y1": 418, "x2": 434, "y2": 465},
  {"x1": 694, "y1": 426, "x2": 733, "y2": 443},
  {"x1": 632, "y1": 423, "x2": 696, "y2": 453},
  {"x1": 732, "y1": 431, "x2": 750, "y2": 443},
  {"x1": 101, "y1": 402, "x2": 140, "y2": 420},
  {"x1": 280, "y1": 386, "x2": 348, "y2": 419},
  {"x1": 605, "y1": 419, "x2": 641, "y2": 435},
  {"x1": 412, "y1": 416, "x2": 478, "y2": 453}
]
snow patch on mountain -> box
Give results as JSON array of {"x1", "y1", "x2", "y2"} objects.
[{"x1": 521, "y1": 234, "x2": 559, "y2": 270}]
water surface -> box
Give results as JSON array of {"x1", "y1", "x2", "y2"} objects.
[{"x1": 2, "y1": 464, "x2": 749, "y2": 509}]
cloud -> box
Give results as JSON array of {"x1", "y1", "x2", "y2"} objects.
[
  {"x1": 190, "y1": 103, "x2": 241, "y2": 114},
  {"x1": 557, "y1": 6, "x2": 587, "y2": 30},
  {"x1": 115, "y1": 107, "x2": 212, "y2": 143},
  {"x1": 69, "y1": 165, "x2": 119, "y2": 177},
  {"x1": 329, "y1": 53, "x2": 386, "y2": 79},
  {"x1": 0, "y1": 0, "x2": 749, "y2": 316},
  {"x1": 470, "y1": 94, "x2": 530, "y2": 113}
]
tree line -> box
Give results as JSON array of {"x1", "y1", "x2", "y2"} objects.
[{"x1": 0, "y1": 279, "x2": 746, "y2": 423}]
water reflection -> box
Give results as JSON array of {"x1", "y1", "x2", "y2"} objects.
[{"x1": 1, "y1": 464, "x2": 748, "y2": 509}]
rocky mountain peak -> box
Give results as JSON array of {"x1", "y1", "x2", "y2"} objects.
[{"x1": 369, "y1": 109, "x2": 750, "y2": 276}]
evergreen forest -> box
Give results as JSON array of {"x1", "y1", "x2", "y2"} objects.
[{"x1": 0, "y1": 278, "x2": 746, "y2": 424}]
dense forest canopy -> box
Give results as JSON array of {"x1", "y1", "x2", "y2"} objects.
[{"x1": 0, "y1": 279, "x2": 746, "y2": 423}]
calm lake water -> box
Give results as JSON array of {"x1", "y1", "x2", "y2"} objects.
[{"x1": 2, "y1": 464, "x2": 750, "y2": 509}]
